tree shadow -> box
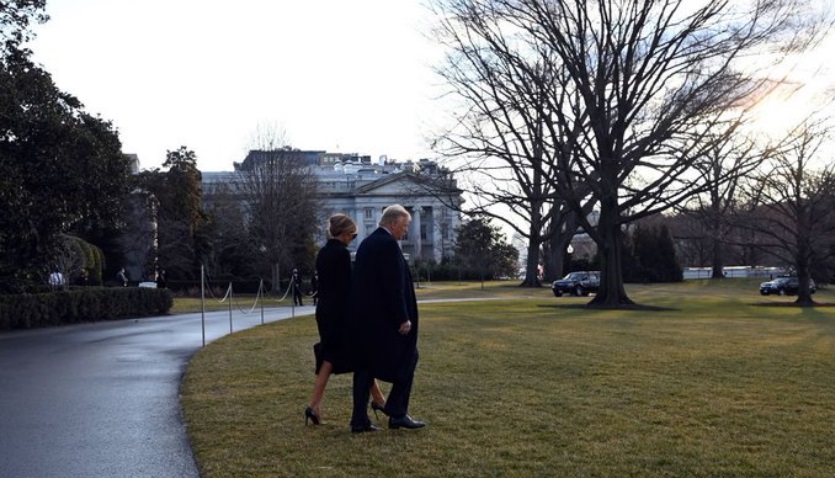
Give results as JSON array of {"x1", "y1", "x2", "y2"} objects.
[
  {"x1": 753, "y1": 301, "x2": 835, "y2": 308},
  {"x1": 538, "y1": 303, "x2": 677, "y2": 312}
]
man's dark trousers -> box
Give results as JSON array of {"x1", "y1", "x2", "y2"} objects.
[{"x1": 350, "y1": 350, "x2": 418, "y2": 426}]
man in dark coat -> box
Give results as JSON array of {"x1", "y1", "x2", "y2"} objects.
[
  {"x1": 349, "y1": 204, "x2": 425, "y2": 432},
  {"x1": 291, "y1": 268, "x2": 304, "y2": 306},
  {"x1": 310, "y1": 271, "x2": 318, "y2": 306}
]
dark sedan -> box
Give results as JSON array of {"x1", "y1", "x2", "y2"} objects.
[
  {"x1": 552, "y1": 271, "x2": 600, "y2": 297},
  {"x1": 759, "y1": 276, "x2": 816, "y2": 296}
]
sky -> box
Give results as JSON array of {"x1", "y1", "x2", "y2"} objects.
[
  {"x1": 29, "y1": 0, "x2": 447, "y2": 172},
  {"x1": 27, "y1": 1, "x2": 835, "y2": 175}
]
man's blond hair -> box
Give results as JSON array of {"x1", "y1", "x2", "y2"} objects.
[{"x1": 379, "y1": 204, "x2": 411, "y2": 227}]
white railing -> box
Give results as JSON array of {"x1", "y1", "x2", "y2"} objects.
[{"x1": 682, "y1": 266, "x2": 783, "y2": 280}]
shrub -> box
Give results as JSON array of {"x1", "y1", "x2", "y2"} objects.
[{"x1": 0, "y1": 287, "x2": 173, "y2": 331}]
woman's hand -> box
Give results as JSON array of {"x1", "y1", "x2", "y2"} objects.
[{"x1": 398, "y1": 320, "x2": 412, "y2": 335}]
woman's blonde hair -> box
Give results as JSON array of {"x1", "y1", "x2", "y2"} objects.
[{"x1": 328, "y1": 213, "x2": 357, "y2": 238}]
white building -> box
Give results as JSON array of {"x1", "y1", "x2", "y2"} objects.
[{"x1": 202, "y1": 150, "x2": 463, "y2": 263}]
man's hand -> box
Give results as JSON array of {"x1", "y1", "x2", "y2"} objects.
[{"x1": 398, "y1": 320, "x2": 412, "y2": 335}]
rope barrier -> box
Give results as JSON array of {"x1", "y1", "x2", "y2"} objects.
[
  {"x1": 260, "y1": 281, "x2": 293, "y2": 305},
  {"x1": 201, "y1": 274, "x2": 294, "y2": 312},
  {"x1": 201, "y1": 278, "x2": 232, "y2": 303},
  {"x1": 197, "y1": 267, "x2": 313, "y2": 347},
  {"x1": 228, "y1": 284, "x2": 262, "y2": 314}
]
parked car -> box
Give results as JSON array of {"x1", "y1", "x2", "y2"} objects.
[
  {"x1": 552, "y1": 271, "x2": 600, "y2": 297},
  {"x1": 759, "y1": 276, "x2": 816, "y2": 296}
]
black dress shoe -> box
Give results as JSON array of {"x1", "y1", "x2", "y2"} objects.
[
  {"x1": 351, "y1": 424, "x2": 382, "y2": 433},
  {"x1": 388, "y1": 415, "x2": 426, "y2": 430}
]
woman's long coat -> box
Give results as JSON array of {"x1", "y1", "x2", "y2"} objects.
[{"x1": 314, "y1": 238, "x2": 354, "y2": 374}]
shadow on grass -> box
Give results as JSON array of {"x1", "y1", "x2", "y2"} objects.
[
  {"x1": 753, "y1": 301, "x2": 835, "y2": 308},
  {"x1": 538, "y1": 303, "x2": 677, "y2": 312}
]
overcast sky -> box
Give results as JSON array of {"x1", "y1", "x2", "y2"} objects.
[
  {"x1": 30, "y1": 0, "x2": 446, "y2": 172},
  {"x1": 28, "y1": 1, "x2": 835, "y2": 175}
]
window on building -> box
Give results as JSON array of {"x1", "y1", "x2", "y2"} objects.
[
  {"x1": 420, "y1": 224, "x2": 427, "y2": 240},
  {"x1": 441, "y1": 223, "x2": 449, "y2": 240},
  {"x1": 364, "y1": 208, "x2": 373, "y2": 220}
]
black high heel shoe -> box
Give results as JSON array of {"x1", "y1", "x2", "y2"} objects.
[
  {"x1": 370, "y1": 401, "x2": 388, "y2": 420},
  {"x1": 304, "y1": 406, "x2": 321, "y2": 425}
]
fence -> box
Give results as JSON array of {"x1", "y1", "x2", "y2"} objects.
[
  {"x1": 196, "y1": 266, "x2": 307, "y2": 347},
  {"x1": 682, "y1": 266, "x2": 783, "y2": 280}
]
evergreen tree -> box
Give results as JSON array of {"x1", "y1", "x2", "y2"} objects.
[
  {"x1": 454, "y1": 216, "x2": 519, "y2": 281},
  {"x1": 627, "y1": 224, "x2": 683, "y2": 283},
  {"x1": 133, "y1": 147, "x2": 208, "y2": 281},
  {"x1": 1, "y1": 6, "x2": 131, "y2": 290}
]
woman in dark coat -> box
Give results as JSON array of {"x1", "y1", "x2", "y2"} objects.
[{"x1": 305, "y1": 214, "x2": 386, "y2": 425}]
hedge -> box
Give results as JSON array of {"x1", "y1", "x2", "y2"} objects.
[{"x1": 0, "y1": 287, "x2": 173, "y2": 331}]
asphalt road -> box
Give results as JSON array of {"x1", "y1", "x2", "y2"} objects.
[{"x1": 0, "y1": 305, "x2": 314, "y2": 478}]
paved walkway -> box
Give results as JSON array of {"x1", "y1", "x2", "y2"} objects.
[{"x1": 0, "y1": 305, "x2": 314, "y2": 478}]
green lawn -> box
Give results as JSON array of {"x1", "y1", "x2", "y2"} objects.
[
  {"x1": 169, "y1": 279, "x2": 548, "y2": 314},
  {"x1": 181, "y1": 280, "x2": 835, "y2": 477}
]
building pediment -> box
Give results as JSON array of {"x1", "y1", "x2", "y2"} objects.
[{"x1": 354, "y1": 173, "x2": 429, "y2": 196}]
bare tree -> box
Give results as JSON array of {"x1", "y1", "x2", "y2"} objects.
[
  {"x1": 429, "y1": 0, "x2": 831, "y2": 306},
  {"x1": 431, "y1": 2, "x2": 596, "y2": 287},
  {"x1": 236, "y1": 127, "x2": 321, "y2": 290},
  {"x1": 665, "y1": 211, "x2": 711, "y2": 268},
  {"x1": 680, "y1": 131, "x2": 770, "y2": 277},
  {"x1": 737, "y1": 122, "x2": 835, "y2": 305}
]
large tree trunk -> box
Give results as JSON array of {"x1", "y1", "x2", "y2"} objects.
[
  {"x1": 542, "y1": 238, "x2": 563, "y2": 283},
  {"x1": 588, "y1": 198, "x2": 634, "y2": 307},
  {"x1": 795, "y1": 274, "x2": 815, "y2": 305},
  {"x1": 710, "y1": 209, "x2": 725, "y2": 279},
  {"x1": 521, "y1": 236, "x2": 542, "y2": 287},
  {"x1": 794, "y1": 241, "x2": 815, "y2": 305},
  {"x1": 521, "y1": 203, "x2": 543, "y2": 287},
  {"x1": 543, "y1": 210, "x2": 578, "y2": 282},
  {"x1": 710, "y1": 236, "x2": 724, "y2": 279}
]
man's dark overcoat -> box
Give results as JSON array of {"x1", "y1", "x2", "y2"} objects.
[
  {"x1": 351, "y1": 227, "x2": 419, "y2": 382},
  {"x1": 314, "y1": 238, "x2": 354, "y2": 374}
]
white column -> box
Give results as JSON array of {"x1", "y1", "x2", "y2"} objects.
[
  {"x1": 351, "y1": 207, "x2": 363, "y2": 244},
  {"x1": 412, "y1": 205, "x2": 422, "y2": 261},
  {"x1": 429, "y1": 206, "x2": 443, "y2": 262}
]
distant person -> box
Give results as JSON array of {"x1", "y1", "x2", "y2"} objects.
[
  {"x1": 292, "y1": 268, "x2": 304, "y2": 306},
  {"x1": 156, "y1": 269, "x2": 167, "y2": 289},
  {"x1": 310, "y1": 271, "x2": 319, "y2": 306},
  {"x1": 349, "y1": 204, "x2": 425, "y2": 433},
  {"x1": 305, "y1": 214, "x2": 387, "y2": 425},
  {"x1": 48, "y1": 269, "x2": 64, "y2": 288},
  {"x1": 117, "y1": 267, "x2": 128, "y2": 287}
]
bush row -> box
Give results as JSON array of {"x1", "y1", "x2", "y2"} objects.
[{"x1": 0, "y1": 287, "x2": 173, "y2": 331}]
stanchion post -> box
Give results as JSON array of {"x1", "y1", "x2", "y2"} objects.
[
  {"x1": 201, "y1": 265, "x2": 206, "y2": 347},
  {"x1": 260, "y1": 279, "x2": 265, "y2": 325},
  {"x1": 228, "y1": 283, "x2": 233, "y2": 334}
]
